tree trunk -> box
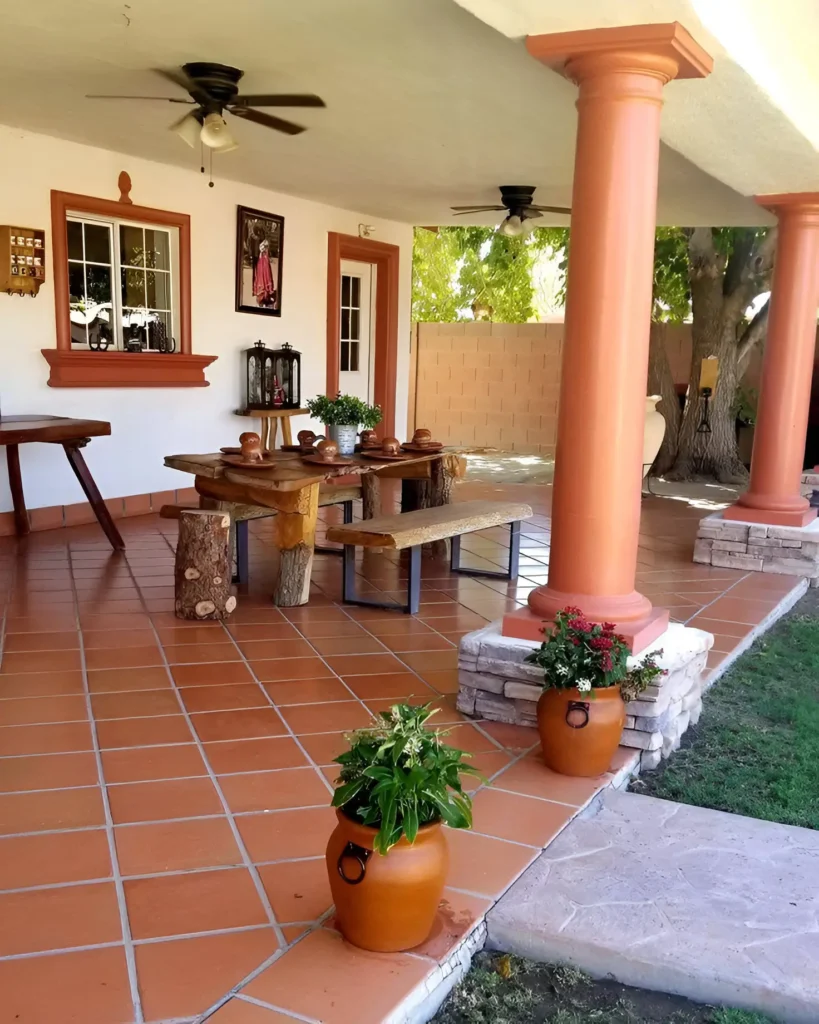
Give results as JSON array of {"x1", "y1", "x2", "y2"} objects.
[
  {"x1": 647, "y1": 322, "x2": 682, "y2": 475},
  {"x1": 175, "y1": 510, "x2": 236, "y2": 620}
]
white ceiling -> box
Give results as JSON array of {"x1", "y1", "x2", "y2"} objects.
[{"x1": 1, "y1": 0, "x2": 811, "y2": 227}]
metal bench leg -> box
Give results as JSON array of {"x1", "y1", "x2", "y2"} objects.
[
  {"x1": 450, "y1": 521, "x2": 521, "y2": 581},
  {"x1": 342, "y1": 543, "x2": 420, "y2": 614},
  {"x1": 316, "y1": 500, "x2": 355, "y2": 556},
  {"x1": 233, "y1": 519, "x2": 249, "y2": 585}
]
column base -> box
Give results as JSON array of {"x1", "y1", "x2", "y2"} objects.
[
  {"x1": 694, "y1": 510, "x2": 819, "y2": 580},
  {"x1": 502, "y1": 605, "x2": 669, "y2": 654},
  {"x1": 723, "y1": 503, "x2": 816, "y2": 528},
  {"x1": 458, "y1": 621, "x2": 713, "y2": 770}
]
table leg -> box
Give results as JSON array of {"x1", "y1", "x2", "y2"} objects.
[
  {"x1": 361, "y1": 473, "x2": 381, "y2": 520},
  {"x1": 258, "y1": 418, "x2": 270, "y2": 451},
  {"x1": 281, "y1": 416, "x2": 293, "y2": 447},
  {"x1": 62, "y1": 441, "x2": 125, "y2": 551},
  {"x1": 6, "y1": 444, "x2": 29, "y2": 536},
  {"x1": 272, "y1": 482, "x2": 319, "y2": 606}
]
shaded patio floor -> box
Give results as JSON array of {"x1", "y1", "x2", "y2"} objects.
[{"x1": 0, "y1": 475, "x2": 803, "y2": 1023}]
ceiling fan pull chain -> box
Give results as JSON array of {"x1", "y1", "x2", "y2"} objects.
[{"x1": 209, "y1": 148, "x2": 214, "y2": 188}]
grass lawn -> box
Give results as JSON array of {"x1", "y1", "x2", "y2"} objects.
[
  {"x1": 634, "y1": 610, "x2": 819, "y2": 829},
  {"x1": 431, "y1": 953, "x2": 772, "y2": 1024}
]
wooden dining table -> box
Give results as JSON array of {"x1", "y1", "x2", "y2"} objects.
[{"x1": 164, "y1": 447, "x2": 469, "y2": 605}]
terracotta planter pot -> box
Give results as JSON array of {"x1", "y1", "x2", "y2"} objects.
[
  {"x1": 537, "y1": 685, "x2": 626, "y2": 777},
  {"x1": 326, "y1": 809, "x2": 448, "y2": 952}
]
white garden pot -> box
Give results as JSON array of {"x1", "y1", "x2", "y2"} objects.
[
  {"x1": 643, "y1": 395, "x2": 666, "y2": 474},
  {"x1": 329, "y1": 424, "x2": 358, "y2": 455}
]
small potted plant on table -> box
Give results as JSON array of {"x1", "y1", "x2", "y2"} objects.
[
  {"x1": 306, "y1": 393, "x2": 382, "y2": 455},
  {"x1": 526, "y1": 607, "x2": 664, "y2": 777},
  {"x1": 326, "y1": 703, "x2": 480, "y2": 952}
]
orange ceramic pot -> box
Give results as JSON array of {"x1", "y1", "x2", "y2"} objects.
[
  {"x1": 326, "y1": 809, "x2": 448, "y2": 952},
  {"x1": 537, "y1": 685, "x2": 625, "y2": 777}
]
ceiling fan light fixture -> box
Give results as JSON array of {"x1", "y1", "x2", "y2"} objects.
[
  {"x1": 200, "y1": 112, "x2": 238, "y2": 152},
  {"x1": 498, "y1": 214, "x2": 523, "y2": 237},
  {"x1": 171, "y1": 112, "x2": 201, "y2": 148},
  {"x1": 521, "y1": 216, "x2": 536, "y2": 236}
]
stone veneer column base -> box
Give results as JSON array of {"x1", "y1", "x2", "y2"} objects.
[
  {"x1": 457, "y1": 622, "x2": 713, "y2": 771},
  {"x1": 694, "y1": 508, "x2": 819, "y2": 584}
]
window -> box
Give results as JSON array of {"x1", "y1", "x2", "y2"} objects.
[
  {"x1": 340, "y1": 272, "x2": 360, "y2": 372},
  {"x1": 67, "y1": 215, "x2": 179, "y2": 352}
]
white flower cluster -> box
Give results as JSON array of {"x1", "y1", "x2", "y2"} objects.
[
  {"x1": 576, "y1": 678, "x2": 592, "y2": 693},
  {"x1": 556, "y1": 664, "x2": 569, "y2": 676}
]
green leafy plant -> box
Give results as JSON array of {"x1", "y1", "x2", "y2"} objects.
[
  {"x1": 306, "y1": 392, "x2": 382, "y2": 428},
  {"x1": 525, "y1": 607, "x2": 665, "y2": 702},
  {"x1": 733, "y1": 386, "x2": 759, "y2": 426},
  {"x1": 332, "y1": 703, "x2": 481, "y2": 854}
]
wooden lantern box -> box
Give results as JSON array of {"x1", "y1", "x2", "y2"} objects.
[{"x1": 1, "y1": 225, "x2": 46, "y2": 296}]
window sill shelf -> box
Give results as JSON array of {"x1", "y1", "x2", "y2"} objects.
[{"x1": 42, "y1": 349, "x2": 217, "y2": 388}]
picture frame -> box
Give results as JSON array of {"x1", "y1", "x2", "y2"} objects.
[{"x1": 235, "y1": 205, "x2": 284, "y2": 317}]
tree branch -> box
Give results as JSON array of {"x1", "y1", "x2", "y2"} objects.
[
  {"x1": 737, "y1": 298, "x2": 770, "y2": 377},
  {"x1": 722, "y1": 228, "x2": 778, "y2": 324},
  {"x1": 686, "y1": 228, "x2": 721, "y2": 280}
]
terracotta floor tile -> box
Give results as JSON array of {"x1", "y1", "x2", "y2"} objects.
[
  {"x1": 294, "y1": 619, "x2": 369, "y2": 639},
  {"x1": 173, "y1": 661, "x2": 255, "y2": 687},
  {"x1": 322, "y1": 653, "x2": 404, "y2": 676},
  {"x1": 244, "y1": 927, "x2": 433, "y2": 1023},
  {"x1": 115, "y1": 817, "x2": 242, "y2": 875},
  {"x1": 281, "y1": 605, "x2": 350, "y2": 623},
  {"x1": 470, "y1": 787, "x2": 576, "y2": 847},
  {"x1": 219, "y1": 767, "x2": 329, "y2": 814},
  {"x1": 279, "y1": 701, "x2": 373, "y2": 736},
  {"x1": 102, "y1": 743, "x2": 207, "y2": 783},
  {"x1": 2, "y1": 630, "x2": 80, "y2": 652},
  {"x1": 495, "y1": 758, "x2": 606, "y2": 806},
  {"x1": 0, "y1": 751, "x2": 98, "y2": 792},
  {"x1": 363, "y1": 618, "x2": 439, "y2": 637},
  {"x1": 156, "y1": 624, "x2": 230, "y2": 645},
  {"x1": 203, "y1": 736, "x2": 309, "y2": 775},
  {"x1": 108, "y1": 776, "x2": 223, "y2": 824},
  {"x1": 136, "y1": 928, "x2": 280, "y2": 1023},
  {"x1": 164, "y1": 642, "x2": 242, "y2": 664},
  {"x1": 0, "y1": 669, "x2": 85, "y2": 698},
  {"x1": 686, "y1": 615, "x2": 753, "y2": 638},
  {"x1": 81, "y1": 628, "x2": 159, "y2": 649},
  {"x1": 307, "y1": 635, "x2": 387, "y2": 657},
  {"x1": 341, "y1": 672, "x2": 433, "y2": 701},
  {"x1": 703, "y1": 596, "x2": 779, "y2": 624},
  {"x1": 0, "y1": 880, "x2": 121, "y2": 955},
  {"x1": 181, "y1": 683, "x2": 268, "y2": 713},
  {"x1": 125, "y1": 866, "x2": 268, "y2": 940},
  {"x1": 458, "y1": 749, "x2": 514, "y2": 789},
  {"x1": 263, "y1": 677, "x2": 352, "y2": 705},
  {"x1": 258, "y1": 857, "x2": 332, "y2": 923},
  {"x1": 0, "y1": 946, "x2": 134, "y2": 1024},
  {"x1": 5, "y1": 613, "x2": 79, "y2": 633},
  {"x1": 90, "y1": 688, "x2": 181, "y2": 720},
  {"x1": 81, "y1": 613, "x2": 152, "y2": 631},
  {"x1": 411, "y1": 888, "x2": 491, "y2": 959},
  {"x1": 84, "y1": 645, "x2": 163, "y2": 671},
  {"x1": 478, "y1": 720, "x2": 540, "y2": 752},
  {"x1": 396, "y1": 650, "x2": 459, "y2": 673},
  {"x1": 237, "y1": 638, "x2": 316, "y2": 660},
  {"x1": 0, "y1": 649, "x2": 82, "y2": 674},
  {"x1": 296, "y1": 731, "x2": 349, "y2": 765},
  {"x1": 0, "y1": 694, "x2": 88, "y2": 726},
  {"x1": 445, "y1": 827, "x2": 537, "y2": 897},
  {"x1": 86, "y1": 666, "x2": 172, "y2": 693},
  {"x1": 379, "y1": 632, "x2": 455, "y2": 652},
  {"x1": 249, "y1": 657, "x2": 335, "y2": 682},
  {"x1": 207, "y1": 1000, "x2": 295, "y2": 1023},
  {"x1": 228, "y1": 606, "x2": 288, "y2": 624},
  {"x1": 440, "y1": 723, "x2": 504, "y2": 755},
  {"x1": 227, "y1": 622, "x2": 302, "y2": 642},
  {"x1": 236, "y1": 806, "x2": 337, "y2": 862},
  {"x1": 0, "y1": 828, "x2": 112, "y2": 889},
  {"x1": 0, "y1": 720, "x2": 94, "y2": 755},
  {"x1": 191, "y1": 708, "x2": 288, "y2": 743},
  {"x1": 420, "y1": 669, "x2": 461, "y2": 693},
  {"x1": 96, "y1": 715, "x2": 192, "y2": 749}
]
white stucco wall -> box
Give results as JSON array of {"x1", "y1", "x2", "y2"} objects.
[{"x1": 0, "y1": 124, "x2": 413, "y2": 513}]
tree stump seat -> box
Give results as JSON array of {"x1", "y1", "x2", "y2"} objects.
[{"x1": 326, "y1": 499, "x2": 532, "y2": 614}]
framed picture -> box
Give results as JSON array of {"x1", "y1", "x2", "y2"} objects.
[{"x1": 236, "y1": 205, "x2": 284, "y2": 316}]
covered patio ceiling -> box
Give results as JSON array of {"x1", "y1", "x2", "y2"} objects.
[{"x1": 2, "y1": 0, "x2": 811, "y2": 228}]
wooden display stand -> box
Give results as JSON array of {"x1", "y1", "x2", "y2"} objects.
[
  {"x1": 234, "y1": 407, "x2": 308, "y2": 450},
  {"x1": 1, "y1": 226, "x2": 46, "y2": 296}
]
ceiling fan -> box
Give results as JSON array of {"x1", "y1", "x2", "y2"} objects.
[
  {"x1": 86, "y1": 62, "x2": 326, "y2": 154},
  {"x1": 451, "y1": 185, "x2": 570, "y2": 236}
]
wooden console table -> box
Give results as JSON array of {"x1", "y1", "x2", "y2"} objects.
[
  {"x1": 1, "y1": 415, "x2": 124, "y2": 550},
  {"x1": 234, "y1": 407, "x2": 308, "y2": 451}
]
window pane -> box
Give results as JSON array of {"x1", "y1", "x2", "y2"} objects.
[
  {"x1": 84, "y1": 223, "x2": 111, "y2": 264},
  {"x1": 70, "y1": 320, "x2": 87, "y2": 346},
  {"x1": 86, "y1": 264, "x2": 112, "y2": 307},
  {"x1": 350, "y1": 341, "x2": 360, "y2": 372},
  {"x1": 351, "y1": 276, "x2": 360, "y2": 307},
  {"x1": 340, "y1": 341, "x2": 349, "y2": 372},
  {"x1": 146, "y1": 311, "x2": 172, "y2": 351},
  {"x1": 341, "y1": 308, "x2": 350, "y2": 340},
  {"x1": 341, "y1": 275, "x2": 351, "y2": 306},
  {"x1": 350, "y1": 308, "x2": 360, "y2": 340},
  {"x1": 122, "y1": 267, "x2": 145, "y2": 307},
  {"x1": 145, "y1": 270, "x2": 169, "y2": 310},
  {"x1": 119, "y1": 225, "x2": 145, "y2": 267},
  {"x1": 144, "y1": 229, "x2": 170, "y2": 270},
  {"x1": 67, "y1": 221, "x2": 84, "y2": 261},
  {"x1": 68, "y1": 263, "x2": 85, "y2": 303}
]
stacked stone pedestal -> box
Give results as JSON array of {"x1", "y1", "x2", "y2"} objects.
[
  {"x1": 457, "y1": 623, "x2": 713, "y2": 771},
  {"x1": 694, "y1": 510, "x2": 819, "y2": 583}
]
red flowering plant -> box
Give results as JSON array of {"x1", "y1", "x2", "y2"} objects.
[{"x1": 524, "y1": 606, "x2": 665, "y2": 701}]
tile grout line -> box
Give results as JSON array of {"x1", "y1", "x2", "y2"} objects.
[
  {"x1": 66, "y1": 544, "x2": 145, "y2": 1024},
  {"x1": 233, "y1": 992, "x2": 321, "y2": 1022}
]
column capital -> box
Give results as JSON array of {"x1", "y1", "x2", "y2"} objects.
[
  {"x1": 526, "y1": 22, "x2": 713, "y2": 83},
  {"x1": 755, "y1": 193, "x2": 819, "y2": 224}
]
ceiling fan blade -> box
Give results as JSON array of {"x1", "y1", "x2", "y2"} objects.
[
  {"x1": 86, "y1": 94, "x2": 194, "y2": 103},
  {"x1": 450, "y1": 205, "x2": 505, "y2": 213},
  {"x1": 529, "y1": 204, "x2": 572, "y2": 215},
  {"x1": 229, "y1": 106, "x2": 306, "y2": 135},
  {"x1": 154, "y1": 67, "x2": 210, "y2": 106},
  {"x1": 232, "y1": 94, "x2": 326, "y2": 108}
]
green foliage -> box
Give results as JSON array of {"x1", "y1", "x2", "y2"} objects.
[
  {"x1": 332, "y1": 702, "x2": 481, "y2": 855},
  {"x1": 652, "y1": 227, "x2": 691, "y2": 322},
  {"x1": 733, "y1": 386, "x2": 759, "y2": 425},
  {"x1": 305, "y1": 393, "x2": 382, "y2": 428}
]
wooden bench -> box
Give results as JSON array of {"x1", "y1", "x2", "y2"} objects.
[{"x1": 325, "y1": 499, "x2": 532, "y2": 614}]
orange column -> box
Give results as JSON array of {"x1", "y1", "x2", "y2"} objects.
[
  {"x1": 723, "y1": 194, "x2": 819, "y2": 528},
  {"x1": 503, "y1": 24, "x2": 712, "y2": 651}
]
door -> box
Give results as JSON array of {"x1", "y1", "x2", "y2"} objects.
[{"x1": 339, "y1": 259, "x2": 375, "y2": 403}]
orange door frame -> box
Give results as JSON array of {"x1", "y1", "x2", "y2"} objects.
[{"x1": 326, "y1": 232, "x2": 400, "y2": 438}]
